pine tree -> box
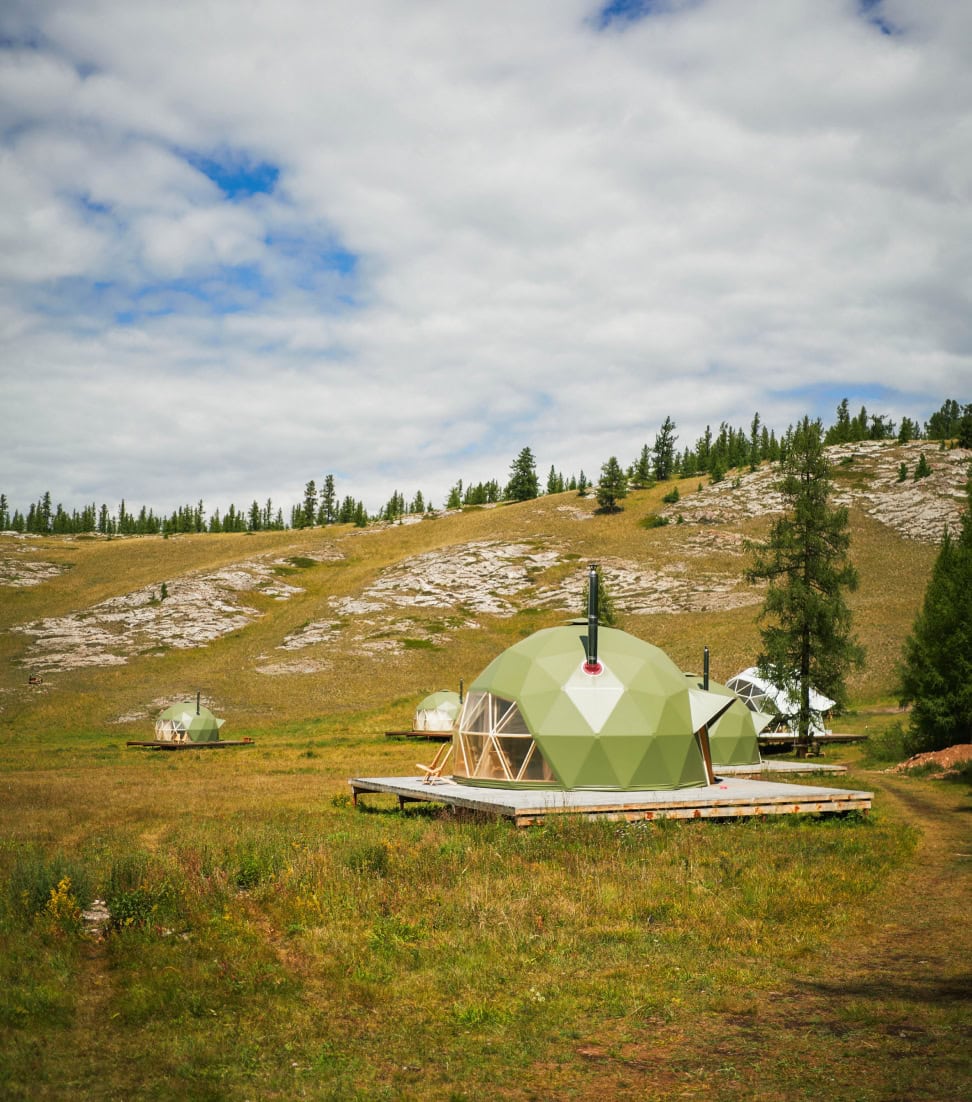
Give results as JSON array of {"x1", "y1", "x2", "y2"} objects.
[
  {"x1": 595, "y1": 456, "x2": 628, "y2": 513},
  {"x1": 749, "y1": 412, "x2": 762, "y2": 471},
  {"x1": 825, "y1": 398, "x2": 852, "y2": 445},
  {"x1": 506, "y1": 448, "x2": 539, "y2": 502},
  {"x1": 319, "y1": 476, "x2": 336, "y2": 525},
  {"x1": 652, "y1": 416, "x2": 678, "y2": 481},
  {"x1": 745, "y1": 417, "x2": 864, "y2": 756},
  {"x1": 631, "y1": 445, "x2": 654, "y2": 488},
  {"x1": 914, "y1": 453, "x2": 931, "y2": 481},
  {"x1": 302, "y1": 481, "x2": 317, "y2": 528},
  {"x1": 899, "y1": 478, "x2": 972, "y2": 752}
]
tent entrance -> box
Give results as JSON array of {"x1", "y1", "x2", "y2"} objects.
[{"x1": 453, "y1": 691, "x2": 556, "y2": 785}]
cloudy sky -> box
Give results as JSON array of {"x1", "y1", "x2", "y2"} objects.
[{"x1": 1, "y1": 0, "x2": 969, "y2": 518}]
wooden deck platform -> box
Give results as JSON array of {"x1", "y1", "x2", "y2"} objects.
[
  {"x1": 126, "y1": 739, "x2": 255, "y2": 750},
  {"x1": 759, "y1": 732, "x2": 866, "y2": 749},
  {"x1": 717, "y1": 760, "x2": 848, "y2": 778},
  {"x1": 384, "y1": 730, "x2": 453, "y2": 742},
  {"x1": 348, "y1": 775, "x2": 872, "y2": 827}
]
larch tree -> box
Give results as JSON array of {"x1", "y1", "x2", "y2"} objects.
[
  {"x1": 745, "y1": 417, "x2": 864, "y2": 756},
  {"x1": 898, "y1": 474, "x2": 972, "y2": 752}
]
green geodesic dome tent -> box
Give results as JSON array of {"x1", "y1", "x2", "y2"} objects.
[
  {"x1": 682, "y1": 673, "x2": 772, "y2": 767},
  {"x1": 451, "y1": 624, "x2": 736, "y2": 791},
  {"x1": 154, "y1": 701, "x2": 225, "y2": 744},
  {"x1": 414, "y1": 690, "x2": 461, "y2": 733}
]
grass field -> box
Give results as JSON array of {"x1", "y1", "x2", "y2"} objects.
[{"x1": 1, "y1": 449, "x2": 969, "y2": 1099}]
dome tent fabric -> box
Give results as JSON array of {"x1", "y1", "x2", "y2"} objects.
[
  {"x1": 154, "y1": 701, "x2": 225, "y2": 744},
  {"x1": 725, "y1": 668, "x2": 835, "y2": 738},
  {"x1": 682, "y1": 673, "x2": 772, "y2": 767},
  {"x1": 414, "y1": 691, "x2": 461, "y2": 733},
  {"x1": 452, "y1": 624, "x2": 736, "y2": 791}
]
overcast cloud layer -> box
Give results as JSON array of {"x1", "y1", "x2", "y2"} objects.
[{"x1": 1, "y1": 0, "x2": 970, "y2": 516}]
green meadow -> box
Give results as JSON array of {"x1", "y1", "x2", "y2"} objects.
[{"x1": 1, "y1": 460, "x2": 969, "y2": 1099}]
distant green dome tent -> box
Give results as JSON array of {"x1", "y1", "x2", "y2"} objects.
[
  {"x1": 154, "y1": 701, "x2": 225, "y2": 744},
  {"x1": 414, "y1": 690, "x2": 462, "y2": 733},
  {"x1": 451, "y1": 623, "x2": 736, "y2": 791},
  {"x1": 682, "y1": 673, "x2": 772, "y2": 767}
]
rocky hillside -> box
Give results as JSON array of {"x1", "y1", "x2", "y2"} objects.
[{"x1": 0, "y1": 441, "x2": 965, "y2": 730}]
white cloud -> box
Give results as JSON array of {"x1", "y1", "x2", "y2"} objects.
[{"x1": 0, "y1": 0, "x2": 969, "y2": 515}]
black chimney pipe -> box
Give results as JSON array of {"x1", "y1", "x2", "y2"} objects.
[
  {"x1": 196, "y1": 691, "x2": 201, "y2": 715},
  {"x1": 703, "y1": 647, "x2": 710, "y2": 692},
  {"x1": 459, "y1": 677, "x2": 464, "y2": 704},
  {"x1": 585, "y1": 563, "x2": 600, "y2": 672}
]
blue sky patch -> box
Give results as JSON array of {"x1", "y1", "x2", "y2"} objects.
[
  {"x1": 857, "y1": 0, "x2": 900, "y2": 36},
  {"x1": 187, "y1": 151, "x2": 280, "y2": 199},
  {"x1": 593, "y1": 0, "x2": 675, "y2": 30}
]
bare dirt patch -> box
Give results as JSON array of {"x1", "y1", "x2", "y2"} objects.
[{"x1": 887, "y1": 742, "x2": 972, "y2": 777}]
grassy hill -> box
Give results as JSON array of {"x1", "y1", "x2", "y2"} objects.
[
  {"x1": 1, "y1": 440, "x2": 964, "y2": 738},
  {"x1": 1, "y1": 441, "x2": 970, "y2": 1101}
]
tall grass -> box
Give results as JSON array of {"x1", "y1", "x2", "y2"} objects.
[{"x1": 0, "y1": 785, "x2": 918, "y2": 1099}]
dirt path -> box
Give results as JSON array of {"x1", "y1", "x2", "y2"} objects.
[
  {"x1": 724, "y1": 773, "x2": 972, "y2": 1100},
  {"x1": 543, "y1": 773, "x2": 972, "y2": 1102}
]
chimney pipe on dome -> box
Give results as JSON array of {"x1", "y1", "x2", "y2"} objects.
[
  {"x1": 703, "y1": 647, "x2": 710, "y2": 692},
  {"x1": 196, "y1": 691, "x2": 201, "y2": 715},
  {"x1": 584, "y1": 563, "x2": 601, "y2": 673}
]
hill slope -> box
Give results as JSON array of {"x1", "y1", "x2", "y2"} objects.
[{"x1": 1, "y1": 440, "x2": 966, "y2": 735}]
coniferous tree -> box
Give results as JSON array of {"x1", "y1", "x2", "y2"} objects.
[
  {"x1": 318, "y1": 476, "x2": 335, "y2": 524},
  {"x1": 925, "y1": 399, "x2": 967, "y2": 440},
  {"x1": 825, "y1": 398, "x2": 852, "y2": 444},
  {"x1": 302, "y1": 481, "x2": 317, "y2": 528},
  {"x1": 914, "y1": 453, "x2": 931, "y2": 481},
  {"x1": 630, "y1": 445, "x2": 654, "y2": 489},
  {"x1": 506, "y1": 447, "x2": 539, "y2": 502},
  {"x1": 749, "y1": 412, "x2": 762, "y2": 471},
  {"x1": 745, "y1": 417, "x2": 864, "y2": 756},
  {"x1": 899, "y1": 476, "x2": 972, "y2": 752},
  {"x1": 595, "y1": 456, "x2": 628, "y2": 513},
  {"x1": 652, "y1": 417, "x2": 678, "y2": 481}
]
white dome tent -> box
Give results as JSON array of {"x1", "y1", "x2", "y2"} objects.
[{"x1": 726, "y1": 668, "x2": 835, "y2": 739}]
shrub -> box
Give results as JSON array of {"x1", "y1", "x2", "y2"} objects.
[
  {"x1": 640, "y1": 514, "x2": 669, "y2": 530},
  {"x1": 9, "y1": 851, "x2": 92, "y2": 925}
]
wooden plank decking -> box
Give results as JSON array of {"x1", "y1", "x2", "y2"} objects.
[
  {"x1": 126, "y1": 739, "x2": 255, "y2": 750},
  {"x1": 384, "y1": 730, "x2": 453, "y2": 742},
  {"x1": 348, "y1": 775, "x2": 872, "y2": 827}
]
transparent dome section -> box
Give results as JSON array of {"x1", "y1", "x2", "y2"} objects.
[{"x1": 453, "y1": 691, "x2": 555, "y2": 785}]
